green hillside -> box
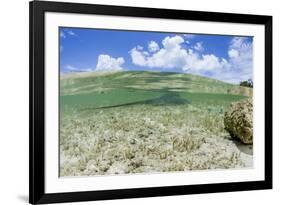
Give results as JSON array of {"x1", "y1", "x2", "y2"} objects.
[{"x1": 60, "y1": 71, "x2": 250, "y2": 112}]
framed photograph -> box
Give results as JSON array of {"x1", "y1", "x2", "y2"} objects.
[{"x1": 29, "y1": 0, "x2": 272, "y2": 204}]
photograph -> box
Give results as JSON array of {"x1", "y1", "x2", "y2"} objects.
[
  {"x1": 29, "y1": 1, "x2": 272, "y2": 203},
  {"x1": 59, "y1": 27, "x2": 254, "y2": 177}
]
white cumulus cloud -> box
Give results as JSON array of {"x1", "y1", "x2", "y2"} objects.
[
  {"x1": 228, "y1": 49, "x2": 239, "y2": 58},
  {"x1": 95, "y1": 54, "x2": 125, "y2": 72},
  {"x1": 185, "y1": 54, "x2": 229, "y2": 72},
  {"x1": 136, "y1": 45, "x2": 143, "y2": 50},
  {"x1": 129, "y1": 35, "x2": 253, "y2": 84},
  {"x1": 64, "y1": 65, "x2": 93, "y2": 72},
  {"x1": 67, "y1": 30, "x2": 77, "y2": 36},
  {"x1": 193, "y1": 42, "x2": 204, "y2": 52},
  {"x1": 225, "y1": 37, "x2": 253, "y2": 83},
  {"x1": 183, "y1": 34, "x2": 196, "y2": 39},
  {"x1": 130, "y1": 48, "x2": 147, "y2": 66},
  {"x1": 129, "y1": 35, "x2": 228, "y2": 73},
  {"x1": 209, "y1": 37, "x2": 253, "y2": 83},
  {"x1": 148, "y1": 41, "x2": 160, "y2": 52},
  {"x1": 60, "y1": 31, "x2": 66, "y2": 38},
  {"x1": 162, "y1": 35, "x2": 184, "y2": 49},
  {"x1": 60, "y1": 30, "x2": 78, "y2": 38}
]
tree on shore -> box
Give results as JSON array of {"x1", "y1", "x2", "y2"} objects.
[{"x1": 240, "y1": 79, "x2": 253, "y2": 88}]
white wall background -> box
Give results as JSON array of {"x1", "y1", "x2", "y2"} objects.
[{"x1": 0, "y1": 0, "x2": 279, "y2": 204}]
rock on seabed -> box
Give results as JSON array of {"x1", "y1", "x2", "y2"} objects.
[{"x1": 224, "y1": 98, "x2": 253, "y2": 144}]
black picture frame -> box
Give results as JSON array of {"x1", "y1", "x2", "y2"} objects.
[{"x1": 29, "y1": 1, "x2": 272, "y2": 204}]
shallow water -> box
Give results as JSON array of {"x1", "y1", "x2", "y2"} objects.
[{"x1": 59, "y1": 104, "x2": 253, "y2": 177}]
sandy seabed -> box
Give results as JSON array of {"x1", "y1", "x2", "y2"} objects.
[{"x1": 60, "y1": 104, "x2": 252, "y2": 177}]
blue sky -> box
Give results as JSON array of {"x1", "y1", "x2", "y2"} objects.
[{"x1": 60, "y1": 27, "x2": 253, "y2": 84}]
